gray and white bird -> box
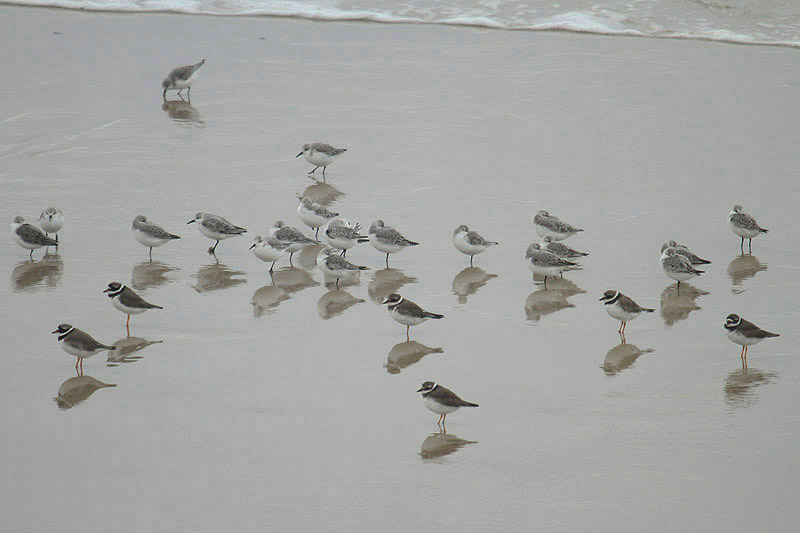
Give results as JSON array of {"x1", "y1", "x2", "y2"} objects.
[
  {"x1": 541, "y1": 236, "x2": 588, "y2": 259},
  {"x1": 316, "y1": 247, "x2": 368, "y2": 287},
  {"x1": 297, "y1": 196, "x2": 338, "y2": 239},
  {"x1": 660, "y1": 240, "x2": 710, "y2": 265},
  {"x1": 187, "y1": 212, "x2": 246, "y2": 254},
  {"x1": 724, "y1": 313, "x2": 779, "y2": 369},
  {"x1": 323, "y1": 218, "x2": 369, "y2": 257},
  {"x1": 525, "y1": 243, "x2": 577, "y2": 287},
  {"x1": 39, "y1": 207, "x2": 64, "y2": 242},
  {"x1": 52, "y1": 323, "x2": 116, "y2": 373},
  {"x1": 416, "y1": 381, "x2": 478, "y2": 431},
  {"x1": 599, "y1": 290, "x2": 654, "y2": 335},
  {"x1": 11, "y1": 216, "x2": 58, "y2": 259},
  {"x1": 729, "y1": 205, "x2": 768, "y2": 253},
  {"x1": 660, "y1": 247, "x2": 704, "y2": 289},
  {"x1": 381, "y1": 293, "x2": 443, "y2": 340},
  {"x1": 296, "y1": 142, "x2": 347, "y2": 180},
  {"x1": 162, "y1": 59, "x2": 205, "y2": 100},
  {"x1": 368, "y1": 220, "x2": 418, "y2": 267},
  {"x1": 132, "y1": 215, "x2": 180, "y2": 259},
  {"x1": 270, "y1": 220, "x2": 320, "y2": 264},
  {"x1": 103, "y1": 281, "x2": 163, "y2": 331},
  {"x1": 533, "y1": 210, "x2": 583, "y2": 241},
  {"x1": 250, "y1": 235, "x2": 290, "y2": 273},
  {"x1": 452, "y1": 225, "x2": 498, "y2": 266}
]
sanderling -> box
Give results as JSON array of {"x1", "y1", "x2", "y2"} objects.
[
  {"x1": 11, "y1": 216, "x2": 58, "y2": 259},
  {"x1": 541, "y1": 236, "x2": 588, "y2": 259},
  {"x1": 316, "y1": 247, "x2": 368, "y2": 287},
  {"x1": 368, "y1": 220, "x2": 418, "y2": 267},
  {"x1": 187, "y1": 212, "x2": 246, "y2": 254},
  {"x1": 162, "y1": 59, "x2": 205, "y2": 100},
  {"x1": 533, "y1": 210, "x2": 583, "y2": 241},
  {"x1": 296, "y1": 143, "x2": 347, "y2": 180},
  {"x1": 381, "y1": 293, "x2": 443, "y2": 340},
  {"x1": 250, "y1": 235, "x2": 290, "y2": 273},
  {"x1": 724, "y1": 314, "x2": 779, "y2": 369},
  {"x1": 297, "y1": 196, "x2": 338, "y2": 239},
  {"x1": 52, "y1": 323, "x2": 116, "y2": 373},
  {"x1": 132, "y1": 215, "x2": 180, "y2": 259},
  {"x1": 660, "y1": 247, "x2": 704, "y2": 290},
  {"x1": 416, "y1": 381, "x2": 478, "y2": 431},
  {"x1": 728, "y1": 205, "x2": 768, "y2": 253},
  {"x1": 660, "y1": 240, "x2": 711, "y2": 265},
  {"x1": 525, "y1": 243, "x2": 577, "y2": 287},
  {"x1": 452, "y1": 225, "x2": 497, "y2": 266},
  {"x1": 599, "y1": 290, "x2": 654, "y2": 336},
  {"x1": 103, "y1": 282, "x2": 162, "y2": 331},
  {"x1": 270, "y1": 220, "x2": 320, "y2": 264},
  {"x1": 39, "y1": 207, "x2": 64, "y2": 242},
  {"x1": 323, "y1": 218, "x2": 369, "y2": 257}
]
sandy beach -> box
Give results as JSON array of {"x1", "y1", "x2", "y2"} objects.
[{"x1": 1, "y1": 4, "x2": 799, "y2": 531}]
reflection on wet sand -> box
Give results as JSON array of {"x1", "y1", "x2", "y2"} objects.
[
  {"x1": 727, "y1": 254, "x2": 767, "y2": 292},
  {"x1": 270, "y1": 267, "x2": 319, "y2": 295},
  {"x1": 385, "y1": 340, "x2": 443, "y2": 374},
  {"x1": 107, "y1": 336, "x2": 163, "y2": 365},
  {"x1": 451, "y1": 267, "x2": 497, "y2": 304},
  {"x1": 161, "y1": 99, "x2": 203, "y2": 124},
  {"x1": 524, "y1": 278, "x2": 584, "y2": 322},
  {"x1": 131, "y1": 260, "x2": 180, "y2": 291},
  {"x1": 659, "y1": 282, "x2": 709, "y2": 327},
  {"x1": 725, "y1": 367, "x2": 777, "y2": 408},
  {"x1": 368, "y1": 268, "x2": 417, "y2": 304},
  {"x1": 54, "y1": 374, "x2": 116, "y2": 410},
  {"x1": 251, "y1": 284, "x2": 290, "y2": 317},
  {"x1": 317, "y1": 288, "x2": 365, "y2": 319},
  {"x1": 300, "y1": 182, "x2": 343, "y2": 206},
  {"x1": 192, "y1": 262, "x2": 247, "y2": 293},
  {"x1": 419, "y1": 432, "x2": 478, "y2": 460},
  {"x1": 295, "y1": 244, "x2": 325, "y2": 269},
  {"x1": 12, "y1": 253, "x2": 63, "y2": 291},
  {"x1": 602, "y1": 343, "x2": 654, "y2": 376}
]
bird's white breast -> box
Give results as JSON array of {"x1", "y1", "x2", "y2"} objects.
[
  {"x1": 390, "y1": 307, "x2": 425, "y2": 326},
  {"x1": 423, "y1": 395, "x2": 459, "y2": 415},
  {"x1": 133, "y1": 228, "x2": 169, "y2": 248},
  {"x1": 453, "y1": 232, "x2": 486, "y2": 256},
  {"x1": 726, "y1": 328, "x2": 763, "y2": 347}
]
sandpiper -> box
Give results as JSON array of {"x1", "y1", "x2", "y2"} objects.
[
  {"x1": 660, "y1": 247, "x2": 704, "y2": 290},
  {"x1": 297, "y1": 196, "x2": 338, "y2": 239},
  {"x1": 416, "y1": 381, "x2": 478, "y2": 431},
  {"x1": 316, "y1": 247, "x2": 368, "y2": 287},
  {"x1": 541, "y1": 236, "x2": 588, "y2": 259},
  {"x1": 132, "y1": 215, "x2": 180, "y2": 259},
  {"x1": 381, "y1": 293, "x2": 443, "y2": 340},
  {"x1": 271, "y1": 220, "x2": 320, "y2": 263},
  {"x1": 103, "y1": 282, "x2": 163, "y2": 331},
  {"x1": 52, "y1": 323, "x2": 116, "y2": 372},
  {"x1": 525, "y1": 243, "x2": 577, "y2": 287},
  {"x1": 11, "y1": 216, "x2": 58, "y2": 259},
  {"x1": 162, "y1": 59, "x2": 205, "y2": 100},
  {"x1": 599, "y1": 290, "x2": 654, "y2": 335},
  {"x1": 39, "y1": 207, "x2": 64, "y2": 242},
  {"x1": 452, "y1": 225, "x2": 497, "y2": 266},
  {"x1": 323, "y1": 218, "x2": 369, "y2": 257},
  {"x1": 729, "y1": 205, "x2": 768, "y2": 253},
  {"x1": 533, "y1": 210, "x2": 583, "y2": 241},
  {"x1": 660, "y1": 240, "x2": 711, "y2": 265},
  {"x1": 368, "y1": 220, "x2": 418, "y2": 267},
  {"x1": 250, "y1": 235, "x2": 290, "y2": 273},
  {"x1": 296, "y1": 143, "x2": 347, "y2": 180},
  {"x1": 724, "y1": 313, "x2": 779, "y2": 369},
  {"x1": 187, "y1": 212, "x2": 246, "y2": 254}
]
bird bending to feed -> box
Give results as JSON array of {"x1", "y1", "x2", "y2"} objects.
[
  {"x1": 533, "y1": 210, "x2": 583, "y2": 241},
  {"x1": 724, "y1": 314, "x2": 779, "y2": 369},
  {"x1": 39, "y1": 207, "x2": 64, "y2": 242},
  {"x1": 11, "y1": 216, "x2": 58, "y2": 259},
  {"x1": 297, "y1": 196, "x2": 338, "y2": 239},
  {"x1": 162, "y1": 59, "x2": 205, "y2": 100},
  {"x1": 660, "y1": 247, "x2": 704, "y2": 290},
  {"x1": 270, "y1": 220, "x2": 320, "y2": 264},
  {"x1": 317, "y1": 247, "x2": 368, "y2": 287},
  {"x1": 728, "y1": 205, "x2": 768, "y2": 253},
  {"x1": 382, "y1": 293, "x2": 443, "y2": 340},
  {"x1": 417, "y1": 381, "x2": 478, "y2": 431},
  {"x1": 542, "y1": 236, "x2": 588, "y2": 259},
  {"x1": 525, "y1": 243, "x2": 577, "y2": 287},
  {"x1": 187, "y1": 212, "x2": 246, "y2": 254},
  {"x1": 296, "y1": 143, "x2": 347, "y2": 180},
  {"x1": 132, "y1": 215, "x2": 180, "y2": 259},
  {"x1": 251, "y1": 235, "x2": 290, "y2": 273},
  {"x1": 660, "y1": 240, "x2": 710, "y2": 265},
  {"x1": 368, "y1": 220, "x2": 418, "y2": 267},
  {"x1": 323, "y1": 218, "x2": 369, "y2": 257},
  {"x1": 103, "y1": 282, "x2": 163, "y2": 332},
  {"x1": 52, "y1": 323, "x2": 116, "y2": 373},
  {"x1": 599, "y1": 290, "x2": 654, "y2": 336},
  {"x1": 452, "y1": 225, "x2": 497, "y2": 266}
]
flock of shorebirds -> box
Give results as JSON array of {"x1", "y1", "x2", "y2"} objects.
[{"x1": 8, "y1": 59, "x2": 781, "y2": 429}]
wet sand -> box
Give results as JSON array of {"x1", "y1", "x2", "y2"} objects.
[{"x1": 1, "y1": 5, "x2": 799, "y2": 532}]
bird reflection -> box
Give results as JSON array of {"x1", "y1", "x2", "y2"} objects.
[
  {"x1": 54, "y1": 374, "x2": 116, "y2": 410},
  {"x1": 299, "y1": 182, "x2": 343, "y2": 206},
  {"x1": 251, "y1": 284, "x2": 290, "y2": 317},
  {"x1": 295, "y1": 244, "x2": 325, "y2": 269},
  {"x1": 107, "y1": 336, "x2": 163, "y2": 365},
  {"x1": 12, "y1": 253, "x2": 63, "y2": 292},
  {"x1": 659, "y1": 282, "x2": 709, "y2": 326},
  {"x1": 724, "y1": 367, "x2": 776, "y2": 408},
  {"x1": 602, "y1": 342, "x2": 654, "y2": 376},
  {"x1": 317, "y1": 288, "x2": 365, "y2": 319},
  {"x1": 131, "y1": 260, "x2": 179, "y2": 291},
  {"x1": 419, "y1": 432, "x2": 477, "y2": 460},
  {"x1": 451, "y1": 267, "x2": 497, "y2": 304},
  {"x1": 385, "y1": 340, "x2": 443, "y2": 374},
  {"x1": 524, "y1": 278, "x2": 584, "y2": 322},
  {"x1": 270, "y1": 267, "x2": 319, "y2": 295},
  {"x1": 192, "y1": 261, "x2": 247, "y2": 293},
  {"x1": 368, "y1": 268, "x2": 417, "y2": 304},
  {"x1": 161, "y1": 99, "x2": 203, "y2": 124},
  {"x1": 727, "y1": 254, "x2": 767, "y2": 292}
]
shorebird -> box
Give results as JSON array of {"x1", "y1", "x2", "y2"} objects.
[
  {"x1": 728, "y1": 205, "x2": 768, "y2": 253},
  {"x1": 368, "y1": 220, "x2": 418, "y2": 267},
  {"x1": 39, "y1": 207, "x2": 64, "y2": 243},
  {"x1": 250, "y1": 235, "x2": 290, "y2": 273},
  {"x1": 132, "y1": 215, "x2": 180, "y2": 259},
  {"x1": 162, "y1": 59, "x2": 205, "y2": 100},
  {"x1": 533, "y1": 210, "x2": 583, "y2": 241},
  {"x1": 187, "y1": 212, "x2": 246, "y2": 254},
  {"x1": 103, "y1": 282, "x2": 163, "y2": 332},
  {"x1": 382, "y1": 293, "x2": 443, "y2": 340},
  {"x1": 297, "y1": 196, "x2": 338, "y2": 239},
  {"x1": 323, "y1": 218, "x2": 369, "y2": 257},
  {"x1": 416, "y1": 381, "x2": 478, "y2": 431},
  {"x1": 660, "y1": 240, "x2": 711, "y2": 265},
  {"x1": 316, "y1": 247, "x2": 368, "y2": 287},
  {"x1": 724, "y1": 314, "x2": 779, "y2": 369},
  {"x1": 452, "y1": 225, "x2": 497, "y2": 266},
  {"x1": 11, "y1": 216, "x2": 58, "y2": 259},
  {"x1": 541, "y1": 236, "x2": 588, "y2": 259},
  {"x1": 270, "y1": 220, "x2": 320, "y2": 264},
  {"x1": 52, "y1": 324, "x2": 116, "y2": 373},
  {"x1": 599, "y1": 290, "x2": 654, "y2": 336},
  {"x1": 660, "y1": 247, "x2": 704, "y2": 290},
  {"x1": 525, "y1": 243, "x2": 577, "y2": 287},
  {"x1": 296, "y1": 143, "x2": 347, "y2": 180}
]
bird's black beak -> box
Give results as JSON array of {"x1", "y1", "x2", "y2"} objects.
[
  {"x1": 416, "y1": 387, "x2": 424, "y2": 392},
  {"x1": 51, "y1": 329, "x2": 59, "y2": 334},
  {"x1": 381, "y1": 297, "x2": 390, "y2": 304},
  {"x1": 295, "y1": 152, "x2": 303, "y2": 158},
  {"x1": 249, "y1": 243, "x2": 256, "y2": 250},
  {"x1": 103, "y1": 288, "x2": 110, "y2": 293},
  {"x1": 599, "y1": 296, "x2": 607, "y2": 301},
  {"x1": 187, "y1": 219, "x2": 195, "y2": 224}
]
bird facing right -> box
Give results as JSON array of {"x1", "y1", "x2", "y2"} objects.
[
  {"x1": 599, "y1": 290, "x2": 654, "y2": 336},
  {"x1": 728, "y1": 205, "x2": 768, "y2": 253},
  {"x1": 417, "y1": 381, "x2": 478, "y2": 431},
  {"x1": 724, "y1": 313, "x2": 779, "y2": 369}
]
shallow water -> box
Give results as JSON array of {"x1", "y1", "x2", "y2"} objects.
[{"x1": 1, "y1": 6, "x2": 799, "y2": 532}]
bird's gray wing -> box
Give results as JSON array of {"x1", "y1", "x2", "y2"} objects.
[{"x1": 18, "y1": 224, "x2": 58, "y2": 246}]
